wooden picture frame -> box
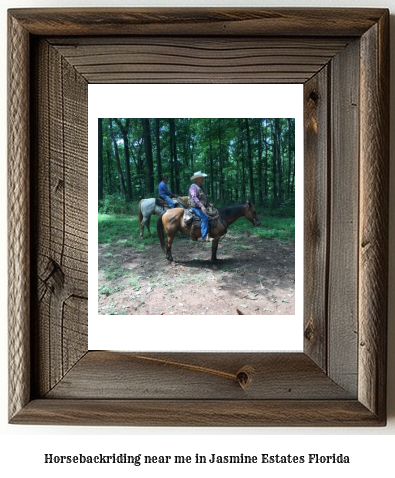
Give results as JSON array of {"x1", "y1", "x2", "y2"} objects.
[{"x1": 8, "y1": 8, "x2": 389, "y2": 426}]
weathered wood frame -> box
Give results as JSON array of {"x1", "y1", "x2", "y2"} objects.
[{"x1": 8, "y1": 8, "x2": 389, "y2": 426}]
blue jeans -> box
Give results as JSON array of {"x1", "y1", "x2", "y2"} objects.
[
  {"x1": 160, "y1": 195, "x2": 175, "y2": 208},
  {"x1": 191, "y1": 207, "x2": 209, "y2": 239}
]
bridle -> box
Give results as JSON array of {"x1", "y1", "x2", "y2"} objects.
[{"x1": 246, "y1": 203, "x2": 260, "y2": 226}]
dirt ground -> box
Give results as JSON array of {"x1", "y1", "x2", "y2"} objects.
[{"x1": 98, "y1": 231, "x2": 295, "y2": 316}]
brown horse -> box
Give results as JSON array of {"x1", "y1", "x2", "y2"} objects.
[
  {"x1": 157, "y1": 201, "x2": 261, "y2": 263},
  {"x1": 138, "y1": 195, "x2": 189, "y2": 238}
]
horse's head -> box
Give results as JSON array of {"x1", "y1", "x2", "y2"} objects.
[{"x1": 246, "y1": 200, "x2": 261, "y2": 227}]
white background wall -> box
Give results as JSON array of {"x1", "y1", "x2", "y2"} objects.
[{"x1": 1, "y1": 0, "x2": 394, "y2": 476}]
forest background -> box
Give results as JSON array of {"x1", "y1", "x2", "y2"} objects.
[
  {"x1": 97, "y1": 117, "x2": 296, "y2": 316},
  {"x1": 98, "y1": 117, "x2": 295, "y2": 214}
]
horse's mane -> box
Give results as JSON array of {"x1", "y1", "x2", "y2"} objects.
[{"x1": 218, "y1": 204, "x2": 246, "y2": 221}]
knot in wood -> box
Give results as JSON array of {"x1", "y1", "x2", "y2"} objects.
[
  {"x1": 304, "y1": 322, "x2": 314, "y2": 341},
  {"x1": 236, "y1": 365, "x2": 255, "y2": 390},
  {"x1": 308, "y1": 90, "x2": 319, "y2": 103}
]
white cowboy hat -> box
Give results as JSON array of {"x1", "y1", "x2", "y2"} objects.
[{"x1": 190, "y1": 171, "x2": 208, "y2": 180}]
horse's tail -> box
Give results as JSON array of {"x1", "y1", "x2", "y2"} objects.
[
  {"x1": 138, "y1": 199, "x2": 144, "y2": 226},
  {"x1": 157, "y1": 212, "x2": 166, "y2": 252}
]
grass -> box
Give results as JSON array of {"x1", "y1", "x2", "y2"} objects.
[
  {"x1": 98, "y1": 203, "x2": 295, "y2": 248},
  {"x1": 127, "y1": 277, "x2": 141, "y2": 291},
  {"x1": 232, "y1": 244, "x2": 253, "y2": 250},
  {"x1": 98, "y1": 213, "x2": 158, "y2": 247},
  {"x1": 227, "y1": 214, "x2": 294, "y2": 242},
  {"x1": 102, "y1": 263, "x2": 126, "y2": 281},
  {"x1": 98, "y1": 284, "x2": 123, "y2": 297}
]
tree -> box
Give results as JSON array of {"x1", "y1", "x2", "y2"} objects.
[
  {"x1": 287, "y1": 118, "x2": 295, "y2": 200},
  {"x1": 169, "y1": 118, "x2": 180, "y2": 193},
  {"x1": 155, "y1": 119, "x2": 162, "y2": 183},
  {"x1": 109, "y1": 118, "x2": 127, "y2": 199},
  {"x1": 99, "y1": 117, "x2": 295, "y2": 210},
  {"x1": 142, "y1": 118, "x2": 154, "y2": 195},
  {"x1": 245, "y1": 118, "x2": 255, "y2": 204},
  {"x1": 98, "y1": 118, "x2": 103, "y2": 201},
  {"x1": 114, "y1": 118, "x2": 133, "y2": 201}
]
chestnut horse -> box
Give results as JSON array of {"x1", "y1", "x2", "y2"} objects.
[
  {"x1": 157, "y1": 201, "x2": 260, "y2": 263},
  {"x1": 138, "y1": 195, "x2": 189, "y2": 238}
]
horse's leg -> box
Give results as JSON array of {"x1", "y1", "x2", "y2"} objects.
[
  {"x1": 166, "y1": 234, "x2": 174, "y2": 261},
  {"x1": 210, "y1": 237, "x2": 220, "y2": 263},
  {"x1": 140, "y1": 217, "x2": 149, "y2": 238},
  {"x1": 139, "y1": 218, "x2": 144, "y2": 238},
  {"x1": 138, "y1": 200, "x2": 144, "y2": 238},
  {"x1": 146, "y1": 216, "x2": 152, "y2": 237}
]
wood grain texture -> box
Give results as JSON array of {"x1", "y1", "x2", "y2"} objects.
[
  {"x1": 8, "y1": 13, "x2": 31, "y2": 421},
  {"x1": 46, "y1": 352, "x2": 353, "y2": 400},
  {"x1": 31, "y1": 39, "x2": 88, "y2": 397},
  {"x1": 49, "y1": 37, "x2": 350, "y2": 84},
  {"x1": 8, "y1": 8, "x2": 387, "y2": 37},
  {"x1": 303, "y1": 67, "x2": 329, "y2": 370},
  {"x1": 7, "y1": 8, "x2": 389, "y2": 426},
  {"x1": 11, "y1": 399, "x2": 383, "y2": 427},
  {"x1": 358, "y1": 12, "x2": 389, "y2": 420},
  {"x1": 327, "y1": 39, "x2": 360, "y2": 396}
]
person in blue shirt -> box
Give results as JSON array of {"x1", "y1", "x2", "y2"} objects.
[{"x1": 158, "y1": 175, "x2": 176, "y2": 208}]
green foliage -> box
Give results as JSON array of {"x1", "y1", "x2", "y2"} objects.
[
  {"x1": 99, "y1": 118, "x2": 296, "y2": 211},
  {"x1": 98, "y1": 194, "x2": 138, "y2": 215},
  {"x1": 98, "y1": 212, "x2": 157, "y2": 248},
  {"x1": 98, "y1": 213, "x2": 134, "y2": 244},
  {"x1": 99, "y1": 284, "x2": 123, "y2": 297},
  {"x1": 227, "y1": 206, "x2": 295, "y2": 242},
  {"x1": 98, "y1": 203, "x2": 294, "y2": 253},
  {"x1": 227, "y1": 219, "x2": 294, "y2": 242}
]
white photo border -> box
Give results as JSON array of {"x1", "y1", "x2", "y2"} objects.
[{"x1": 88, "y1": 84, "x2": 304, "y2": 352}]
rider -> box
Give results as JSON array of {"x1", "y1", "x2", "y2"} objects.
[
  {"x1": 188, "y1": 171, "x2": 212, "y2": 242},
  {"x1": 158, "y1": 175, "x2": 177, "y2": 208}
]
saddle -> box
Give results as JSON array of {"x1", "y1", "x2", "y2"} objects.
[
  {"x1": 184, "y1": 206, "x2": 222, "y2": 240},
  {"x1": 155, "y1": 198, "x2": 168, "y2": 208},
  {"x1": 156, "y1": 197, "x2": 188, "y2": 209}
]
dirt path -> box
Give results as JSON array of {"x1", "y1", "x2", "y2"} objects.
[{"x1": 98, "y1": 231, "x2": 295, "y2": 316}]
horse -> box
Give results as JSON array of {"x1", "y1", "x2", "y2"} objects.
[
  {"x1": 157, "y1": 200, "x2": 261, "y2": 263},
  {"x1": 138, "y1": 196, "x2": 189, "y2": 238}
]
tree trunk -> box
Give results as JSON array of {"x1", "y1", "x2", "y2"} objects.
[
  {"x1": 264, "y1": 123, "x2": 268, "y2": 200},
  {"x1": 209, "y1": 119, "x2": 214, "y2": 199},
  {"x1": 272, "y1": 119, "x2": 279, "y2": 207},
  {"x1": 275, "y1": 118, "x2": 283, "y2": 205},
  {"x1": 238, "y1": 119, "x2": 246, "y2": 200},
  {"x1": 173, "y1": 120, "x2": 180, "y2": 194},
  {"x1": 190, "y1": 135, "x2": 194, "y2": 172},
  {"x1": 155, "y1": 119, "x2": 162, "y2": 184},
  {"x1": 218, "y1": 119, "x2": 224, "y2": 202},
  {"x1": 169, "y1": 119, "x2": 175, "y2": 192},
  {"x1": 169, "y1": 118, "x2": 181, "y2": 194},
  {"x1": 142, "y1": 118, "x2": 154, "y2": 195},
  {"x1": 105, "y1": 148, "x2": 114, "y2": 194},
  {"x1": 98, "y1": 118, "x2": 103, "y2": 201},
  {"x1": 257, "y1": 119, "x2": 263, "y2": 205},
  {"x1": 109, "y1": 118, "x2": 127, "y2": 199},
  {"x1": 114, "y1": 118, "x2": 133, "y2": 201},
  {"x1": 245, "y1": 118, "x2": 255, "y2": 204},
  {"x1": 287, "y1": 118, "x2": 293, "y2": 200}
]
